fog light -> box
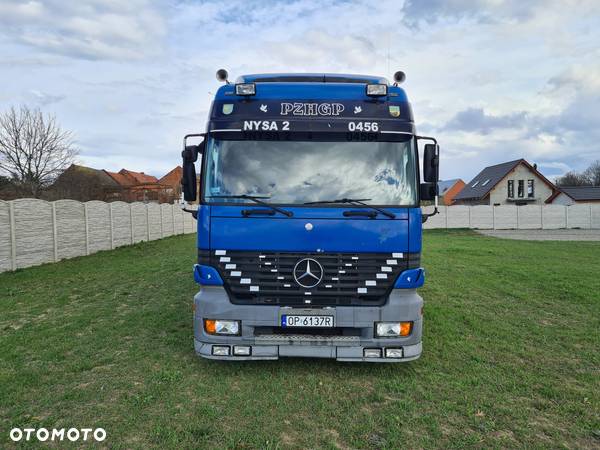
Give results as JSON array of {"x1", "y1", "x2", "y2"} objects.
[
  {"x1": 375, "y1": 321, "x2": 412, "y2": 337},
  {"x1": 204, "y1": 319, "x2": 240, "y2": 335},
  {"x1": 235, "y1": 83, "x2": 256, "y2": 95},
  {"x1": 385, "y1": 348, "x2": 404, "y2": 358},
  {"x1": 212, "y1": 345, "x2": 230, "y2": 356},
  {"x1": 364, "y1": 348, "x2": 382, "y2": 358},
  {"x1": 233, "y1": 346, "x2": 251, "y2": 356},
  {"x1": 366, "y1": 84, "x2": 388, "y2": 96}
]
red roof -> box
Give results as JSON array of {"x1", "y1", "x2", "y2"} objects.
[
  {"x1": 159, "y1": 166, "x2": 183, "y2": 187},
  {"x1": 104, "y1": 170, "x2": 134, "y2": 186},
  {"x1": 119, "y1": 169, "x2": 158, "y2": 184}
]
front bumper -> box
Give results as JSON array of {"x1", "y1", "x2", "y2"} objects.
[{"x1": 193, "y1": 286, "x2": 423, "y2": 362}]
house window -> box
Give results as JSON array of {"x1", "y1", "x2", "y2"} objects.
[
  {"x1": 518, "y1": 180, "x2": 524, "y2": 198},
  {"x1": 481, "y1": 179, "x2": 490, "y2": 187},
  {"x1": 508, "y1": 180, "x2": 514, "y2": 198},
  {"x1": 472, "y1": 180, "x2": 479, "y2": 188},
  {"x1": 527, "y1": 179, "x2": 534, "y2": 198}
]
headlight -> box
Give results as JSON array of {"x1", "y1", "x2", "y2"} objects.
[
  {"x1": 235, "y1": 83, "x2": 256, "y2": 96},
  {"x1": 204, "y1": 319, "x2": 240, "y2": 335},
  {"x1": 212, "y1": 345, "x2": 230, "y2": 356},
  {"x1": 375, "y1": 321, "x2": 412, "y2": 337},
  {"x1": 366, "y1": 83, "x2": 388, "y2": 96},
  {"x1": 385, "y1": 348, "x2": 404, "y2": 358}
]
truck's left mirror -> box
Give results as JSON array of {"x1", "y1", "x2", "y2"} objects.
[
  {"x1": 181, "y1": 140, "x2": 205, "y2": 202},
  {"x1": 423, "y1": 143, "x2": 439, "y2": 183},
  {"x1": 420, "y1": 182, "x2": 437, "y2": 201}
]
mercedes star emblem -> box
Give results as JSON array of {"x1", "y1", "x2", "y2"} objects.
[{"x1": 293, "y1": 258, "x2": 324, "y2": 288}]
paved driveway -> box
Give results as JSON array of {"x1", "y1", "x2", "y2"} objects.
[{"x1": 476, "y1": 229, "x2": 600, "y2": 241}]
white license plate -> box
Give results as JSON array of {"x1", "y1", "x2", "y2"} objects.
[{"x1": 281, "y1": 315, "x2": 334, "y2": 328}]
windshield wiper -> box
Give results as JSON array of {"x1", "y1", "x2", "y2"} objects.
[
  {"x1": 303, "y1": 198, "x2": 396, "y2": 219},
  {"x1": 209, "y1": 194, "x2": 293, "y2": 217}
]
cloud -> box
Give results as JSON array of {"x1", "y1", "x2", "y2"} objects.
[
  {"x1": 0, "y1": 0, "x2": 599, "y2": 181},
  {"x1": 443, "y1": 108, "x2": 528, "y2": 135},
  {"x1": 28, "y1": 90, "x2": 66, "y2": 106},
  {"x1": 0, "y1": 0, "x2": 167, "y2": 60},
  {"x1": 402, "y1": 0, "x2": 545, "y2": 24}
]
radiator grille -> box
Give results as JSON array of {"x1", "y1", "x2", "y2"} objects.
[{"x1": 199, "y1": 249, "x2": 420, "y2": 306}]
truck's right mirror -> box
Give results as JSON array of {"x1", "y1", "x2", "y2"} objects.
[
  {"x1": 181, "y1": 140, "x2": 204, "y2": 202},
  {"x1": 423, "y1": 143, "x2": 439, "y2": 183}
]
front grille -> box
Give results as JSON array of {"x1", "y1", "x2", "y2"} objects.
[{"x1": 199, "y1": 249, "x2": 420, "y2": 306}]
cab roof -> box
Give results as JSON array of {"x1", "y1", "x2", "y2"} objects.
[{"x1": 236, "y1": 73, "x2": 389, "y2": 85}]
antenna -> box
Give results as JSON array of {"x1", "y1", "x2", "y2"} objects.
[{"x1": 386, "y1": 33, "x2": 390, "y2": 76}]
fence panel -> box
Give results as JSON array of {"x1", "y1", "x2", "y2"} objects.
[
  {"x1": 13, "y1": 199, "x2": 55, "y2": 269},
  {"x1": 0, "y1": 201, "x2": 12, "y2": 272},
  {"x1": 111, "y1": 202, "x2": 132, "y2": 248},
  {"x1": 161, "y1": 204, "x2": 174, "y2": 237},
  {"x1": 173, "y1": 206, "x2": 184, "y2": 235},
  {"x1": 131, "y1": 202, "x2": 148, "y2": 243},
  {"x1": 470, "y1": 205, "x2": 493, "y2": 229},
  {"x1": 55, "y1": 200, "x2": 87, "y2": 260},
  {"x1": 183, "y1": 210, "x2": 195, "y2": 233},
  {"x1": 517, "y1": 205, "x2": 542, "y2": 229},
  {"x1": 447, "y1": 205, "x2": 470, "y2": 228},
  {"x1": 493, "y1": 205, "x2": 518, "y2": 229},
  {"x1": 542, "y1": 205, "x2": 566, "y2": 229},
  {"x1": 592, "y1": 204, "x2": 600, "y2": 229},
  {"x1": 422, "y1": 205, "x2": 446, "y2": 229},
  {"x1": 147, "y1": 203, "x2": 162, "y2": 240},
  {"x1": 86, "y1": 201, "x2": 111, "y2": 253},
  {"x1": 567, "y1": 204, "x2": 591, "y2": 229}
]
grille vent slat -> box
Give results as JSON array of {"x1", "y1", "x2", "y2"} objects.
[{"x1": 198, "y1": 249, "x2": 420, "y2": 306}]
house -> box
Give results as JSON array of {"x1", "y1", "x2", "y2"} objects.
[
  {"x1": 47, "y1": 164, "x2": 120, "y2": 201},
  {"x1": 118, "y1": 169, "x2": 159, "y2": 184},
  {"x1": 103, "y1": 169, "x2": 170, "y2": 202},
  {"x1": 437, "y1": 179, "x2": 465, "y2": 205},
  {"x1": 548, "y1": 186, "x2": 600, "y2": 205},
  {"x1": 45, "y1": 165, "x2": 186, "y2": 203},
  {"x1": 159, "y1": 166, "x2": 183, "y2": 201},
  {"x1": 453, "y1": 159, "x2": 559, "y2": 206}
]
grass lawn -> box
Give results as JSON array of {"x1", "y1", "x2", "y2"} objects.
[{"x1": 1, "y1": 230, "x2": 599, "y2": 449}]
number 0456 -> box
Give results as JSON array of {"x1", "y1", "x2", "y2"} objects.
[{"x1": 348, "y1": 121, "x2": 379, "y2": 132}]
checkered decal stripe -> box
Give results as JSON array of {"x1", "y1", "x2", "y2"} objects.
[{"x1": 199, "y1": 249, "x2": 420, "y2": 306}]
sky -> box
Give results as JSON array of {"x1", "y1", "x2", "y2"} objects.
[{"x1": 0, "y1": 0, "x2": 599, "y2": 182}]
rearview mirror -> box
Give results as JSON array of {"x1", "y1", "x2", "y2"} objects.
[
  {"x1": 420, "y1": 182, "x2": 437, "y2": 201},
  {"x1": 181, "y1": 138, "x2": 205, "y2": 202},
  {"x1": 423, "y1": 143, "x2": 439, "y2": 183}
]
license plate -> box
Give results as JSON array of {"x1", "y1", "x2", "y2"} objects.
[{"x1": 281, "y1": 315, "x2": 334, "y2": 328}]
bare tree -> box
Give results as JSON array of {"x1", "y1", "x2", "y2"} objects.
[
  {"x1": 0, "y1": 106, "x2": 78, "y2": 197},
  {"x1": 555, "y1": 171, "x2": 590, "y2": 187},
  {"x1": 582, "y1": 160, "x2": 600, "y2": 186}
]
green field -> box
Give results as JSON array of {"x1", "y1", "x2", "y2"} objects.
[{"x1": 1, "y1": 230, "x2": 599, "y2": 449}]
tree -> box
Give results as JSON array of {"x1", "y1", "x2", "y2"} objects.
[
  {"x1": 582, "y1": 160, "x2": 600, "y2": 186},
  {"x1": 555, "y1": 171, "x2": 590, "y2": 187},
  {"x1": 556, "y1": 160, "x2": 600, "y2": 187},
  {"x1": 0, "y1": 106, "x2": 78, "y2": 197}
]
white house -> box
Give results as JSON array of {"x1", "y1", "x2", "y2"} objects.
[{"x1": 453, "y1": 159, "x2": 559, "y2": 206}]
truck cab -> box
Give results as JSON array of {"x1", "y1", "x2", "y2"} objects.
[{"x1": 181, "y1": 72, "x2": 439, "y2": 362}]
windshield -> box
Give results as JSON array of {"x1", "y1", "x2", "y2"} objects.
[{"x1": 203, "y1": 138, "x2": 417, "y2": 206}]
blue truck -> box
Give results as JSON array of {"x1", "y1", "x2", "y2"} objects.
[{"x1": 181, "y1": 70, "x2": 439, "y2": 362}]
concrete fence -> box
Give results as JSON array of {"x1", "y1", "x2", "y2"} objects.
[
  {"x1": 0, "y1": 199, "x2": 196, "y2": 273},
  {"x1": 1, "y1": 201, "x2": 599, "y2": 274},
  {"x1": 423, "y1": 204, "x2": 600, "y2": 230}
]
